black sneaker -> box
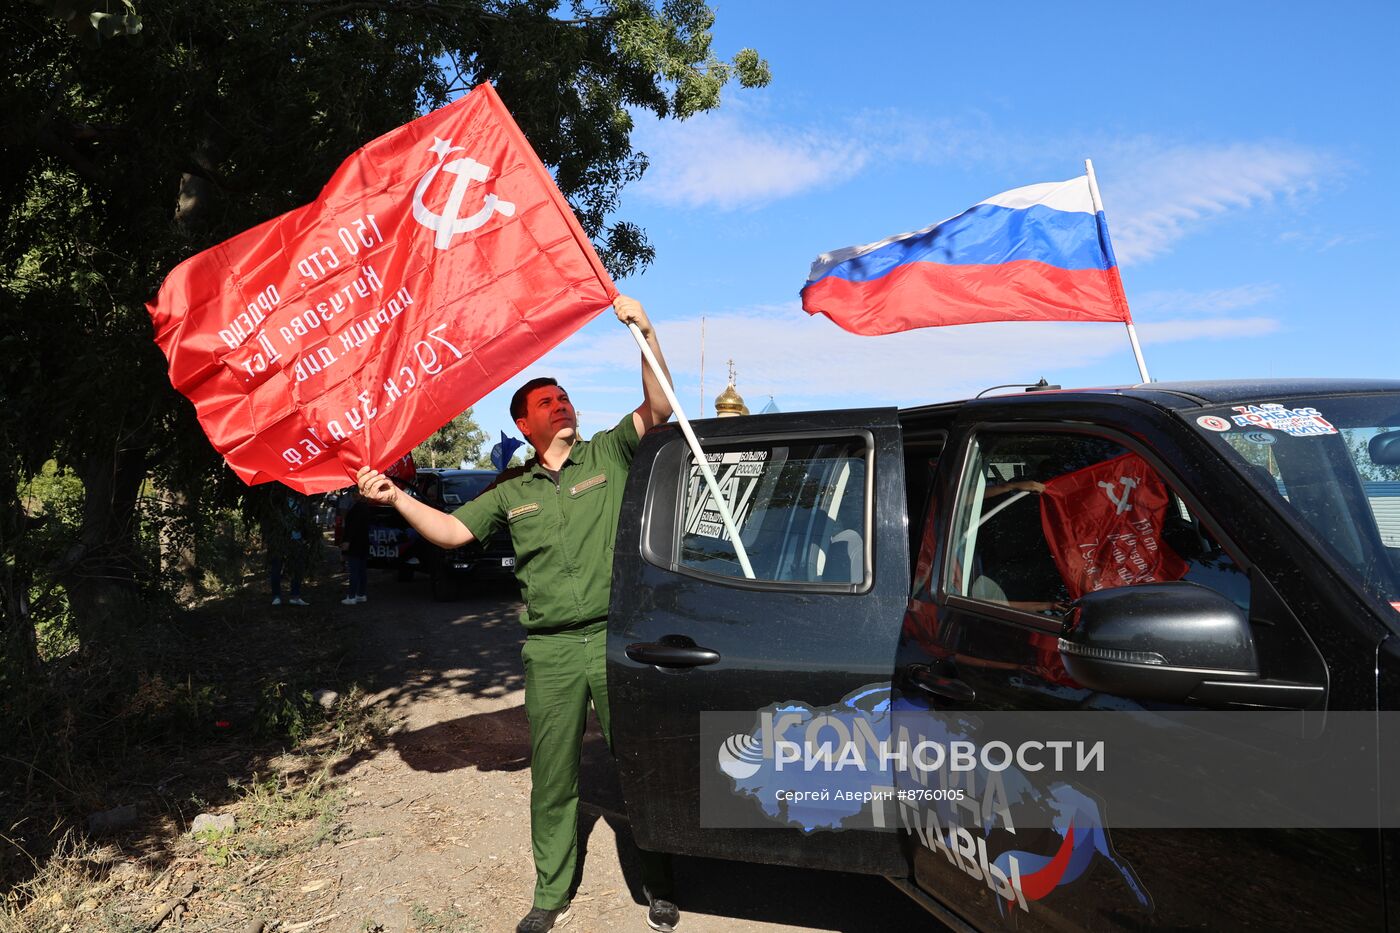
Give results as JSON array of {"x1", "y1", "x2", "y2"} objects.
[
  {"x1": 645, "y1": 893, "x2": 680, "y2": 932},
  {"x1": 516, "y1": 903, "x2": 570, "y2": 933}
]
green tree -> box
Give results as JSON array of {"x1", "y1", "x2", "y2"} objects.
[
  {"x1": 0, "y1": 0, "x2": 768, "y2": 675},
  {"x1": 415, "y1": 408, "x2": 488, "y2": 469},
  {"x1": 474, "y1": 448, "x2": 526, "y2": 470}
]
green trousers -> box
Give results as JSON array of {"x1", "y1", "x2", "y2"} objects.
[{"x1": 521, "y1": 620, "x2": 673, "y2": 909}]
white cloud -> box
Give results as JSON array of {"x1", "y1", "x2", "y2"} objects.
[
  {"x1": 1133, "y1": 283, "x2": 1280, "y2": 316},
  {"x1": 631, "y1": 112, "x2": 870, "y2": 210},
  {"x1": 524, "y1": 302, "x2": 1281, "y2": 419},
  {"x1": 631, "y1": 105, "x2": 1338, "y2": 262},
  {"x1": 1098, "y1": 142, "x2": 1335, "y2": 264},
  {"x1": 1136, "y1": 316, "x2": 1280, "y2": 343},
  {"x1": 1277, "y1": 228, "x2": 1369, "y2": 253}
]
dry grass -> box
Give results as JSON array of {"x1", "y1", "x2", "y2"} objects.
[
  {"x1": 0, "y1": 544, "x2": 402, "y2": 931},
  {"x1": 1, "y1": 702, "x2": 392, "y2": 932},
  {"x1": 0, "y1": 832, "x2": 145, "y2": 933},
  {"x1": 409, "y1": 901, "x2": 480, "y2": 933}
]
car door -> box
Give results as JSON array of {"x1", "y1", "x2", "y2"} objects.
[
  {"x1": 897, "y1": 399, "x2": 1384, "y2": 931},
  {"x1": 609, "y1": 409, "x2": 910, "y2": 877}
]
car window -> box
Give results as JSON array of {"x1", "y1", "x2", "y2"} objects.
[
  {"x1": 441, "y1": 473, "x2": 495, "y2": 505},
  {"x1": 947, "y1": 431, "x2": 1250, "y2": 617},
  {"x1": 1195, "y1": 394, "x2": 1400, "y2": 608},
  {"x1": 678, "y1": 437, "x2": 869, "y2": 587}
]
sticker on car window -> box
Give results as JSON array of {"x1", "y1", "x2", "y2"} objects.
[
  {"x1": 1230, "y1": 404, "x2": 1337, "y2": 437},
  {"x1": 1241, "y1": 430, "x2": 1276, "y2": 445},
  {"x1": 1197, "y1": 415, "x2": 1232, "y2": 432},
  {"x1": 685, "y1": 450, "x2": 768, "y2": 539}
]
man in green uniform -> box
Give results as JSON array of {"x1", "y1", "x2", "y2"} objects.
[{"x1": 356, "y1": 295, "x2": 678, "y2": 933}]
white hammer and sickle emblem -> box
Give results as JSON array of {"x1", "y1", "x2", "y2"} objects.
[
  {"x1": 412, "y1": 136, "x2": 516, "y2": 250},
  {"x1": 1097, "y1": 476, "x2": 1138, "y2": 515}
]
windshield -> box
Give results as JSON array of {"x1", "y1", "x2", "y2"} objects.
[
  {"x1": 1190, "y1": 393, "x2": 1400, "y2": 611},
  {"x1": 440, "y1": 473, "x2": 496, "y2": 506}
]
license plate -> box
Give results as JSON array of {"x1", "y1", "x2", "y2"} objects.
[{"x1": 502, "y1": 557, "x2": 515, "y2": 568}]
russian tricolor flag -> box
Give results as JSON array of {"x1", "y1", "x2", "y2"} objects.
[{"x1": 800, "y1": 174, "x2": 1132, "y2": 336}]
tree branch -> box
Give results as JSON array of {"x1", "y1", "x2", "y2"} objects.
[
  {"x1": 270, "y1": 0, "x2": 614, "y2": 34},
  {"x1": 33, "y1": 125, "x2": 105, "y2": 185}
]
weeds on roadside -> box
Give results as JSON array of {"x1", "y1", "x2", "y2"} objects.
[
  {"x1": 232, "y1": 767, "x2": 344, "y2": 859},
  {"x1": 252, "y1": 680, "x2": 394, "y2": 754},
  {"x1": 326, "y1": 686, "x2": 395, "y2": 754},
  {"x1": 410, "y1": 901, "x2": 478, "y2": 933},
  {"x1": 0, "y1": 832, "x2": 113, "y2": 933},
  {"x1": 252, "y1": 680, "x2": 320, "y2": 743},
  {"x1": 1, "y1": 571, "x2": 388, "y2": 921}
]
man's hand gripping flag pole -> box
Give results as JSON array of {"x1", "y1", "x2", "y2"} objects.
[{"x1": 626, "y1": 322, "x2": 756, "y2": 580}]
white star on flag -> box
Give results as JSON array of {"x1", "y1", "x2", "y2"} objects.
[{"x1": 427, "y1": 136, "x2": 457, "y2": 160}]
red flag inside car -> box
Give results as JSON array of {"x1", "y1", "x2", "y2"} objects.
[
  {"x1": 1038, "y1": 452, "x2": 1189, "y2": 600},
  {"x1": 147, "y1": 84, "x2": 616, "y2": 493}
]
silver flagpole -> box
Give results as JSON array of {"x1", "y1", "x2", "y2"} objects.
[
  {"x1": 628, "y1": 323, "x2": 756, "y2": 579},
  {"x1": 1085, "y1": 158, "x2": 1151, "y2": 384}
]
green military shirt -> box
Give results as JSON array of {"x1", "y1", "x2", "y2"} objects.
[{"x1": 452, "y1": 413, "x2": 639, "y2": 630}]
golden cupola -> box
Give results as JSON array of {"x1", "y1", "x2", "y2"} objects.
[{"x1": 714, "y1": 359, "x2": 749, "y2": 417}]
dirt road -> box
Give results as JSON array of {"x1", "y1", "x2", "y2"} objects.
[{"x1": 323, "y1": 569, "x2": 943, "y2": 932}]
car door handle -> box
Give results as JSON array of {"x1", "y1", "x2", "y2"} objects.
[
  {"x1": 907, "y1": 663, "x2": 976, "y2": 703},
  {"x1": 626, "y1": 640, "x2": 721, "y2": 668}
]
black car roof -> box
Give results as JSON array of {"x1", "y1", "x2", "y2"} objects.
[
  {"x1": 902, "y1": 377, "x2": 1400, "y2": 417},
  {"x1": 419, "y1": 467, "x2": 498, "y2": 476}
]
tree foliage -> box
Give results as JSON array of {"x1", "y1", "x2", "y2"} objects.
[
  {"x1": 0, "y1": 0, "x2": 768, "y2": 675},
  {"x1": 414, "y1": 408, "x2": 488, "y2": 469}
]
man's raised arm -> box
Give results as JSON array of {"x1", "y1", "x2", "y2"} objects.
[
  {"x1": 355, "y1": 466, "x2": 476, "y2": 547},
  {"x1": 613, "y1": 295, "x2": 673, "y2": 438}
]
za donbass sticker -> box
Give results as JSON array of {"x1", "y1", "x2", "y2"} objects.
[{"x1": 1230, "y1": 404, "x2": 1337, "y2": 437}]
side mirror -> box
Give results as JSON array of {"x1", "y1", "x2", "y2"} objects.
[
  {"x1": 1369, "y1": 430, "x2": 1400, "y2": 466},
  {"x1": 1059, "y1": 583, "x2": 1259, "y2": 703}
]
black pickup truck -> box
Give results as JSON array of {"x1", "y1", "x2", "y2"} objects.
[
  {"x1": 606, "y1": 378, "x2": 1400, "y2": 931},
  {"x1": 410, "y1": 468, "x2": 517, "y2": 601}
]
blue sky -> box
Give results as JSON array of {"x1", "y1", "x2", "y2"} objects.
[{"x1": 470, "y1": 1, "x2": 1399, "y2": 444}]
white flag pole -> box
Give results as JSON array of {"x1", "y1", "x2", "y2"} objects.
[
  {"x1": 699, "y1": 315, "x2": 706, "y2": 412},
  {"x1": 1085, "y1": 159, "x2": 1151, "y2": 384},
  {"x1": 628, "y1": 323, "x2": 756, "y2": 579}
]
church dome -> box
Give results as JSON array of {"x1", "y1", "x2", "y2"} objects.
[{"x1": 715, "y1": 382, "x2": 748, "y2": 417}]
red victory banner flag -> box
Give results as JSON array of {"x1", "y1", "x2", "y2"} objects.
[
  {"x1": 1038, "y1": 452, "x2": 1189, "y2": 600},
  {"x1": 147, "y1": 84, "x2": 616, "y2": 493},
  {"x1": 383, "y1": 451, "x2": 417, "y2": 483}
]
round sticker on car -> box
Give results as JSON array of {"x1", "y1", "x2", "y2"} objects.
[
  {"x1": 1243, "y1": 430, "x2": 1276, "y2": 445},
  {"x1": 1197, "y1": 415, "x2": 1232, "y2": 432}
]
